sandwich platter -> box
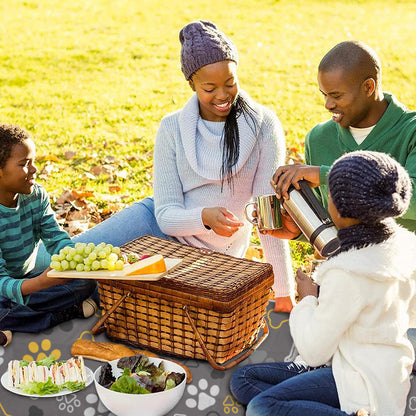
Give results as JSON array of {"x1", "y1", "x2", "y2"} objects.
[
  {"x1": 2, "y1": 356, "x2": 94, "y2": 397},
  {"x1": 1, "y1": 368, "x2": 94, "y2": 397}
]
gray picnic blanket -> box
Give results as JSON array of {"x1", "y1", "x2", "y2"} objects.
[{"x1": 1, "y1": 302, "x2": 416, "y2": 416}]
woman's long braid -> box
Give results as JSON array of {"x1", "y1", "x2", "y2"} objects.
[{"x1": 220, "y1": 95, "x2": 258, "y2": 191}]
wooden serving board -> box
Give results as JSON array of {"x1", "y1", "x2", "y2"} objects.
[{"x1": 47, "y1": 258, "x2": 182, "y2": 281}]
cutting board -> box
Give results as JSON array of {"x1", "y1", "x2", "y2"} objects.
[{"x1": 47, "y1": 258, "x2": 182, "y2": 281}]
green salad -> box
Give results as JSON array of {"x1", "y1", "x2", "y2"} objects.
[{"x1": 98, "y1": 354, "x2": 185, "y2": 394}]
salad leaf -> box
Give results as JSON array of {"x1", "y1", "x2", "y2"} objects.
[
  {"x1": 165, "y1": 378, "x2": 176, "y2": 390},
  {"x1": 110, "y1": 368, "x2": 150, "y2": 395},
  {"x1": 19, "y1": 359, "x2": 30, "y2": 367},
  {"x1": 101, "y1": 356, "x2": 185, "y2": 394},
  {"x1": 20, "y1": 377, "x2": 61, "y2": 395},
  {"x1": 99, "y1": 362, "x2": 115, "y2": 388},
  {"x1": 63, "y1": 381, "x2": 86, "y2": 391},
  {"x1": 36, "y1": 355, "x2": 56, "y2": 368}
]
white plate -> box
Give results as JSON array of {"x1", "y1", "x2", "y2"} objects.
[
  {"x1": 47, "y1": 258, "x2": 183, "y2": 281},
  {"x1": 1, "y1": 366, "x2": 93, "y2": 397}
]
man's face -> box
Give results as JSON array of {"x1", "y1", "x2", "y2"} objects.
[{"x1": 318, "y1": 68, "x2": 373, "y2": 128}]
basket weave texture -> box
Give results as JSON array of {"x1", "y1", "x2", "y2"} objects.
[{"x1": 98, "y1": 235, "x2": 274, "y2": 364}]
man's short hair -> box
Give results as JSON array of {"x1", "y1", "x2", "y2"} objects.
[{"x1": 319, "y1": 40, "x2": 382, "y2": 85}]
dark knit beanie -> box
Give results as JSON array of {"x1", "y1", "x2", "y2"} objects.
[
  {"x1": 179, "y1": 20, "x2": 239, "y2": 80},
  {"x1": 328, "y1": 150, "x2": 411, "y2": 223}
]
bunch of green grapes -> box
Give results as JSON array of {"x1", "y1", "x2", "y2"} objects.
[{"x1": 50, "y1": 242, "x2": 124, "y2": 272}]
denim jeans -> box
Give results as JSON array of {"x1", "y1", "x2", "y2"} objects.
[
  {"x1": 0, "y1": 278, "x2": 98, "y2": 332},
  {"x1": 34, "y1": 197, "x2": 176, "y2": 272},
  {"x1": 230, "y1": 362, "x2": 351, "y2": 416}
]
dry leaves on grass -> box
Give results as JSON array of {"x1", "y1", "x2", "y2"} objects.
[
  {"x1": 50, "y1": 189, "x2": 128, "y2": 237},
  {"x1": 39, "y1": 151, "x2": 141, "y2": 237}
]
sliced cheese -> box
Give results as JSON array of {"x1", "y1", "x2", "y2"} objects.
[{"x1": 123, "y1": 254, "x2": 166, "y2": 276}]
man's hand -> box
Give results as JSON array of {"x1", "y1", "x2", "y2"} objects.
[
  {"x1": 295, "y1": 268, "x2": 319, "y2": 300},
  {"x1": 271, "y1": 164, "x2": 321, "y2": 200},
  {"x1": 202, "y1": 207, "x2": 244, "y2": 237},
  {"x1": 259, "y1": 209, "x2": 301, "y2": 240}
]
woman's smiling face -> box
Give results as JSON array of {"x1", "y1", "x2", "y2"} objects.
[{"x1": 190, "y1": 60, "x2": 239, "y2": 122}]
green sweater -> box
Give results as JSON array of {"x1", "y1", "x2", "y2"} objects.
[
  {"x1": 0, "y1": 183, "x2": 73, "y2": 305},
  {"x1": 305, "y1": 92, "x2": 416, "y2": 233}
]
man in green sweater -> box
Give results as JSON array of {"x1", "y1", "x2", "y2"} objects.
[
  {"x1": 269, "y1": 40, "x2": 416, "y2": 237},
  {"x1": 267, "y1": 40, "x2": 416, "y2": 355}
]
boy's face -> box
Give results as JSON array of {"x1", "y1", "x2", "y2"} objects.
[
  {"x1": 189, "y1": 60, "x2": 239, "y2": 122},
  {"x1": 0, "y1": 138, "x2": 37, "y2": 207},
  {"x1": 318, "y1": 68, "x2": 374, "y2": 128}
]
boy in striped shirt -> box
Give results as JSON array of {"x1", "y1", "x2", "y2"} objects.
[{"x1": 0, "y1": 124, "x2": 98, "y2": 346}]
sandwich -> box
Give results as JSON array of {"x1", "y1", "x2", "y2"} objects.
[{"x1": 7, "y1": 355, "x2": 87, "y2": 389}]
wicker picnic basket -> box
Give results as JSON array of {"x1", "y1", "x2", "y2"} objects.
[{"x1": 91, "y1": 235, "x2": 274, "y2": 370}]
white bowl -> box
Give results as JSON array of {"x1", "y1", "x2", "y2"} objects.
[{"x1": 93, "y1": 357, "x2": 186, "y2": 416}]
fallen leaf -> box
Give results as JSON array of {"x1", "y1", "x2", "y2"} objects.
[
  {"x1": 65, "y1": 151, "x2": 77, "y2": 159},
  {"x1": 109, "y1": 185, "x2": 121, "y2": 193}
]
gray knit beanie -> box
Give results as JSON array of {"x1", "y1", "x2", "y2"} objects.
[
  {"x1": 328, "y1": 150, "x2": 411, "y2": 223},
  {"x1": 179, "y1": 20, "x2": 239, "y2": 80}
]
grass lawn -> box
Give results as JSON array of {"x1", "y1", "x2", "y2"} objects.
[{"x1": 1, "y1": 0, "x2": 415, "y2": 265}]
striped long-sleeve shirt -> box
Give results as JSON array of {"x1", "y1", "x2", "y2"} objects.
[{"x1": 0, "y1": 183, "x2": 73, "y2": 305}]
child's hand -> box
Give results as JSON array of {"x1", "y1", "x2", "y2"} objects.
[
  {"x1": 295, "y1": 268, "x2": 319, "y2": 300},
  {"x1": 20, "y1": 268, "x2": 72, "y2": 296}
]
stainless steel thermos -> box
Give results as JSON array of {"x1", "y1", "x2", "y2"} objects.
[{"x1": 282, "y1": 180, "x2": 340, "y2": 257}]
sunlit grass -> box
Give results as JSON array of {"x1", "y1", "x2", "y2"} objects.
[{"x1": 1, "y1": 0, "x2": 415, "y2": 266}]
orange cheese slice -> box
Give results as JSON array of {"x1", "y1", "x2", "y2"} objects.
[{"x1": 123, "y1": 254, "x2": 167, "y2": 276}]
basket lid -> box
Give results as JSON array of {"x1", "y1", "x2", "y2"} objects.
[{"x1": 119, "y1": 235, "x2": 273, "y2": 304}]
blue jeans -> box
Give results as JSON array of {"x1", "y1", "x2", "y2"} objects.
[
  {"x1": 230, "y1": 362, "x2": 350, "y2": 416},
  {"x1": 0, "y1": 278, "x2": 98, "y2": 333},
  {"x1": 34, "y1": 197, "x2": 175, "y2": 272}
]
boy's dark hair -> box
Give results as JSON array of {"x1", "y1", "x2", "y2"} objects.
[{"x1": 0, "y1": 124, "x2": 31, "y2": 168}]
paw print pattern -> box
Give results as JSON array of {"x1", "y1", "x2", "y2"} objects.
[
  {"x1": 408, "y1": 395, "x2": 416, "y2": 412},
  {"x1": 83, "y1": 393, "x2": 115, "y2": 416},
  {"x1": 186, "y1": 378, "x2": 220, "y2": 411},
  {"x1": 246, "y1": 349, "x2": 274, "y2": 364},
  {"x1": 266, "y1": 309, "x2": 289, "y2": 330},
  {"x1": 56, "y1": 394, "x2": 81, "y2": 413},
  {"x1": 223, "y1": 395, "x2": 243, "y2": 414},
  {"x1": 23, "y1": 339, "x2": 61, "y2": 362},
  {"x1": 28, "y1": 405, "x2": 44, "y2": 416}
]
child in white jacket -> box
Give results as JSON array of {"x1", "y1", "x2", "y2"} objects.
[{"x1": 230, "y1": 150, "x2": 416, "y2": 416}]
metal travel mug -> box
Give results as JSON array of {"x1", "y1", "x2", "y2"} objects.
[{"x1": 244, "y1": 194, "x2": 282, "y2": 231}]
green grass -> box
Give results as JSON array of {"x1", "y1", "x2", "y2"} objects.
[{"x1": 1, "y1": 0, "x2": 415, "y2": 267}]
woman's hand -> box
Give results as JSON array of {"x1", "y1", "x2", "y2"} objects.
[
  {"x1": 271, "y1": 164, "x2": 321, "y2": 201},
  {"x1": 202, "y1": 207, "x2": 244, "y2": 237},
  {"x1": 295, "y1": 268, "x2": 319, "y2": 300}
]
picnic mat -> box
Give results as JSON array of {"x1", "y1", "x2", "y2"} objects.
[{"x1": 1, "y1": 301, "x2": 416, "y2": 416}]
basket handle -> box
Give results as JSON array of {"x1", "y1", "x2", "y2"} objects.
[
  {"x1": 183, "y1": 305, "x2": 269, "y2": 371},
  {"x1": 91, "y1": 291, "x2": 131, "y2": 335}
]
